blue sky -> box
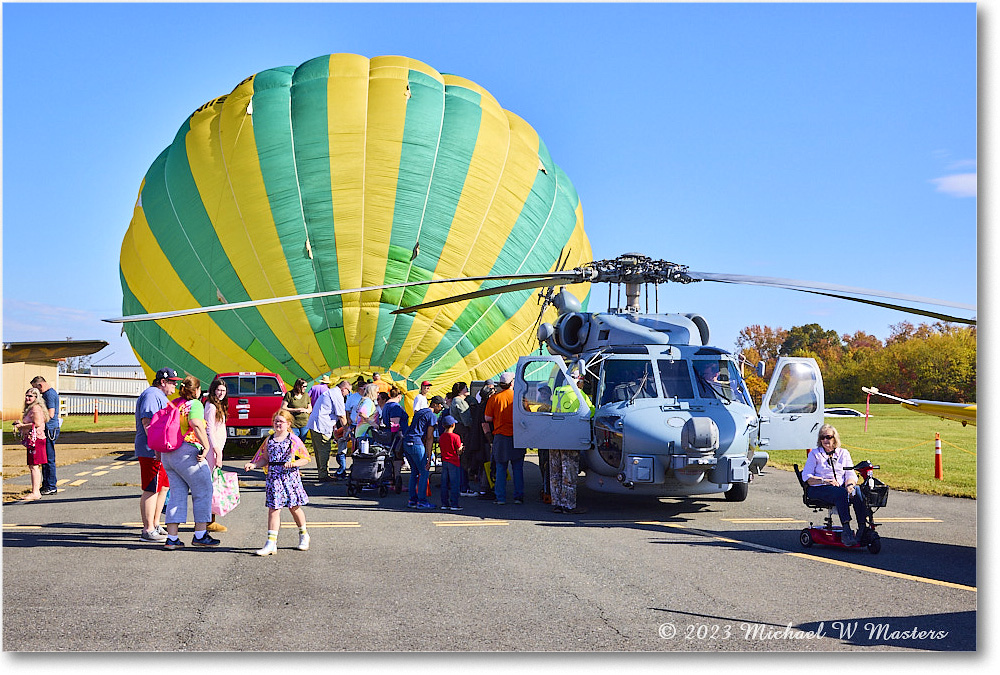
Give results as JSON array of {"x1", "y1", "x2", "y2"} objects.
[{"x1": 2, "y1": 2, "x2": 979, "y2": 369}]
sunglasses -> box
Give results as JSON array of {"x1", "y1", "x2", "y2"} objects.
[{"x1": 820, "y1": 435, "x2": 835, "y2": 441}]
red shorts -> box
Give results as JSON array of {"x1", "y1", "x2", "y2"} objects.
[{"x1": 139, "y1": 457, "x2": 169, "y2": 493}]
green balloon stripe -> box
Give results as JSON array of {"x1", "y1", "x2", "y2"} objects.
[
  {"x1": 140, "y1": 118, "x2": 309, "y2": 381},
  {"x1": 251, "y1": 65, "x2": 344, "y2": 369},
  {"x1": 373, "y1": 71, "x2": 481, "y2": 368}
]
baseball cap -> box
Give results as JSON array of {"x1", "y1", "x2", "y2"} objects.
[
  {"x1": 442, "y1": 415, "x2": 457, "y2": 426},
  {"x1": 421, "y1": 381, "x2": 432, "y2": 387},
  {"x1": 429, "y1": 395, "x2": 446, "y2": 406},
  {"x1": 499, "y1": 372, "x2": 515, "y2": 385},
  {"x1": 155, "y1": 367, "x2": 182, "y2": 383}
]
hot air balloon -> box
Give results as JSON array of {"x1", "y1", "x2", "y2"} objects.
[{"x1": 119, "y1": 53, "x2": 592, "y2": 390}]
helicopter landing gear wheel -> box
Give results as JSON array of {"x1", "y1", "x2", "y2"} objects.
[
  {"x1": 799, "y1": 529, "x2": 813, "y2": 548},
  {"x1": 724, "y1": 482, "x2": 749, "y2": 502},
  {"x1": 867, "y1": 534, "x2": 882, "y2": 554}
]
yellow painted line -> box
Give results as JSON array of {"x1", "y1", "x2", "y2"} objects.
[
  {"x1": 126, "y1": 461, "x2": 139, "y2": 466},
  {"x1": 433, "y1": 520, "x2": 509, "y2": 527},
  {"x1": 281, "y1": 522, "x2": 360, "y2": 528},
  {"x1": 56, "y1": 479, "x2": 70, "y2": 485},
  {"x1": 68, "y1": 480, "x2": 87, "y2": 486},
  {"x1": 640, "y1": 521, "x2": 976, "y2": 592},
  {"x1": 109, "y1": 465, "x2": 126, "y2": 470},
  {"x1": 75, "y1": 471, "x2": 91, "y2": 476},
  {"x1": 94, "y1": 465, "x2": 109, "y2": 470},
  {"x1": 878, "y1": 518, "x2": 943, "y2": 523},
  {"x1": 722, "y1": 518, "x2": 808, "y2": 524},
  {"x1": 92, "y1": 471, "x2": 109, "y2": 477},
  {"x1": 3, "y1": 524, "x2": 42, "y2": 530}
]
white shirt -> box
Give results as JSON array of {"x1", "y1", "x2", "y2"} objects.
[
  {"x1": 413, "y1": 393, "x2": 428, "y2": 411},
  {"x1": 802, "y1": 446, "x2": 857, "y2": 486}
]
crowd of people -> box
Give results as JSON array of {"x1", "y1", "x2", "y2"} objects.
[{"x1": 12, "y1": 366, "x2": 592, "y2": 553}]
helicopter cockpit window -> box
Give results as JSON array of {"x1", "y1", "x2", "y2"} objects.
[
  {"x1": 657, "y1": 360, "x2": 695, "y2": 400},
  {"x1": 520, "y1": 360, "x2": 557, "y2": 413},
  {"x1": 599, "y1": 359, "x2": 658, "y2": 406},
  {"x1": 694, "y1": 359, "x2": 750, "y2": 405},
  {"x1": 766, "y1": 362, "x2": 819, "y2": 414}
]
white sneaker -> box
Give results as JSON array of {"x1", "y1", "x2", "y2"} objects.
[
  {"x1": 296, "y1": 533, "x2": 310, "y2": 551},
  {"x1": 255, "y1": 541, "x2": 278, "y2": 556}
]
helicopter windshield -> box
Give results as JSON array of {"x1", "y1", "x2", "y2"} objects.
[
  {"x1": 599, "y1": 359, "x2": 658, "y2": 406},
  {"x1": 656, "y1": 359, "x2": 695, "y2": 400},
  {"x1": 694, "y1": 359, "x2": 752, "y2": 406}
]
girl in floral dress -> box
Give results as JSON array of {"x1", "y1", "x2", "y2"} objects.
[{"x1": 244, "y1": 410, "x2": 311, "y2": 555}]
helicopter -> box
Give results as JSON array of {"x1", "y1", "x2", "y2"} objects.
[
  {"x1": 107, "y1": 253, "x2": 975, "y2": 502},
  {"x1": 389, "y1": 253, "x2": 976, "y2": 501}
]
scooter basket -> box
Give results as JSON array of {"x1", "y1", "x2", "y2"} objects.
[{"x1": 863, "y1": 479, "x2": 889, "y2": 508}]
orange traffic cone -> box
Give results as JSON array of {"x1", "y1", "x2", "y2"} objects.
[{"x1": 934, "y1": 433, "x2": 943, "y2": 480}]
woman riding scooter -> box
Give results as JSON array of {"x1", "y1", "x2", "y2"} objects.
[{"x1": 801, "y1": 424, "x2": 869, "y2": 546}]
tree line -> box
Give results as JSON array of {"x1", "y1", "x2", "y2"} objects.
[{"x1": 735, "y1": 321, "x2": 976, "y2": 404}]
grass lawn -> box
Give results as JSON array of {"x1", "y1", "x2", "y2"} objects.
[{"x1": 766, "y1": 404, "x2": 976, "y2": 498}]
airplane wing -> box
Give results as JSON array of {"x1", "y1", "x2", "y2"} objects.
[{"x1": 862, "y1": 387, "x2": 976, "y2": 426}]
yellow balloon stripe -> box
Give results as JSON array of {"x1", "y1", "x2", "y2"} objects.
[
  {"x1": 355, "y1": 57, "x2": 411, "y2": 366},
  {"x1": 391, "y1": 83, "x2": 539, "y2": 378},
  {"x1": 184, "y1": 81, "x2": 327, "y2": 379},
  {"x1": 327, "y1": 53, "x2": 371, "y2": 364},
  {"x1": 120, "y1": 208, "x2": 263, "y2": 375}
]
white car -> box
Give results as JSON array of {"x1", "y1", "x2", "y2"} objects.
[{"x1": 824, "y1": 407, "x2": 870, "y2": 418}]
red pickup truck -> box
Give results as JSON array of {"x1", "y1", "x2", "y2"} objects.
[{"x1": 215, "y1": 372, "x2": 287, "y2": 450}]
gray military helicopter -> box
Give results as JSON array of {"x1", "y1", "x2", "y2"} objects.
[
  {"x1": 107, "y1": 252, "x2": 975, "y2": 502},
  {"x1": 390, "y1": 252, "x2": 976, "y2": 501}
]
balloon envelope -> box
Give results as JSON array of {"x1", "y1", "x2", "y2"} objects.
[{"x1": 120, "y1": 53, "x2": 591, "y2": 388}]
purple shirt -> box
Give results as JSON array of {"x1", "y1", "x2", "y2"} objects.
[
  {"x1": 309, "y1": 383, "x2": 330, "y2": 407},
  {"x1": 802, "y1": 446, "x2": 857, "y2": 486}
]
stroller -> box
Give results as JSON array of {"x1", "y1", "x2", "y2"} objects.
[{"x1": 346, "y1": 427, "x2": 401, "y2": 498}]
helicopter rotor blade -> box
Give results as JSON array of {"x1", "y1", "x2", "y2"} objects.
[
  {"x1": 686, "y1": 271, "x2": 975, "y2": 311},
  {"x1": 391, "y1": 273, "x2": 581, "y2": 315},
  {"x1": 687, "y1": 270, "x2": 976, "y2": 325},
  {"x1": 103, "y1": 272, "x2": 570, "y2": 324}
]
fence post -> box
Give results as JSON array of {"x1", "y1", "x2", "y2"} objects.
[
  {"x1": 94, "y1": 400, "x2": 99, "y2": 424},
  {"x1": 934, "y1": 432, "x2": 943, "y2": 480}
]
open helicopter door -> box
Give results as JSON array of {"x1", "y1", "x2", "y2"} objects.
[
  {"x1": 757, "y1": 357, "x2": 825, "y2": 451},
  {"x1": 513, "y1": 356, "x2": 592, "y2": 451}
]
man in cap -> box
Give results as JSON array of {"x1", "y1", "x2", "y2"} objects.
[
  {"x1": 413, "y1": 380, "x2": 432, "y2": 412},
  {"x1": 307, "y1": 379, "x2": 350, "y2": 482},
  {"x1": 135, "y1": 367, "x2": 182, "y2": 542},
  {"x1": 483, "y1": 372, "x2": 524, "y2": 505}
]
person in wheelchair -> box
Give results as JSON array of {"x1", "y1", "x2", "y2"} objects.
[{"x1": 801, "y1": 424, "x2": 869, "y2": 546}]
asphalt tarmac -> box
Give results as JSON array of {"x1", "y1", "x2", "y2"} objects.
[{"x1": 2, "y1": 451, "x2": 977, "y2": 652}]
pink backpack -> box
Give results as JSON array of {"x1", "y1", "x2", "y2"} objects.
[{"x1": 147, "y1": 400, "x2": 185, "y2": 452}]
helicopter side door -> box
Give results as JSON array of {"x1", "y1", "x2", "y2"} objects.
[
  {"x1": 757, "y1": 357, "x2": 825, "y2": 451},
  {"x1": 513, "y1": 356, "x2": 592, "y2": 451}
]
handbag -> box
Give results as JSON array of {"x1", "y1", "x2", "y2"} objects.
[
  {"x1": 23, "y1": 426, "x2": 47, "y2": 465},
  {"x1": 211, "y1": 467, "x2": 240, "y2": 516}
]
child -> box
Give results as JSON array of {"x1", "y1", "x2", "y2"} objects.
[
  {"x1": 244, "y1": 410, "x2": 311, "y2": 555},
  {"x1": 438, "y1": 415, "x2": 464, "y2": 511}
]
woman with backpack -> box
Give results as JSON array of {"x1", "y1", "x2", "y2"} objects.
[{"x1": 161, "y1": 375, "x2": 220, "y2": 550}]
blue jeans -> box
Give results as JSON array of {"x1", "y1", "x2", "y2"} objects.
[
  {"x1": 440, "y1": 463, "x2": 461, "y2": 507},
  {"x1": 291, "y1": 426, "x2": 308, "y2": 440},
  {"x1": 808, "y1": 484, "x2": 869, "y2": 526},
  {"x1": 403, "y1": 440, "x2": 430, "y2": 505},
  {"x1": 42, "y1": 427, "x2": 59, "y2": 491}
]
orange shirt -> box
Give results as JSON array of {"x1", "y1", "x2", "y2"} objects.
[{"x1": 484, "y1": 387, "x2": 514, "y2": 437}]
